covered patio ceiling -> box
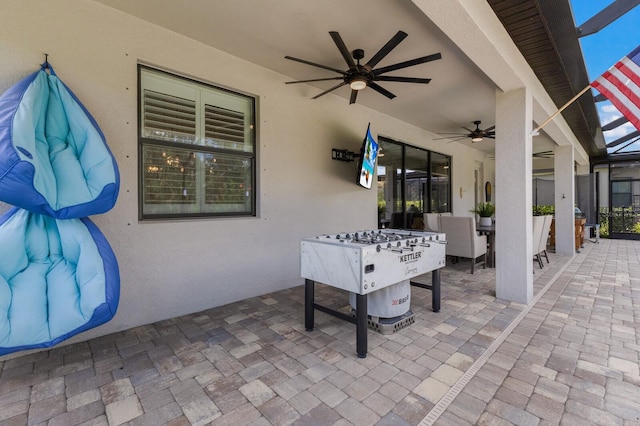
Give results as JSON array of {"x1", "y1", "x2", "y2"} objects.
[
  {"x1": 92, "y1": 0, "x2": 602, "y2": 163},
  {"x1": 488, "y1": 0, "x2": 607, "y2": 159}
]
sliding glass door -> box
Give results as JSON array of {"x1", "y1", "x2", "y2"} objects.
[
  {"x1": 608, "y1": 163, "x2": 640, "y2": 239},
  {"x1": 377, "y1": 137, "x2": 451, "y2": 229}
]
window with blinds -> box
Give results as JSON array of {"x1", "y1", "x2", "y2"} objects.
[{"x1": 139, "y1": 66, "x2": 256, "y2": 219}]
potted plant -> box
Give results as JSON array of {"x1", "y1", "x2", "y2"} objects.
[{"x1": 471, "y1": 202, "x2": 495, "y2": 226}]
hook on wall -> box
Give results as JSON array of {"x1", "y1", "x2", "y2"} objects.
[{"x1": 41, "y1": 53, "x2": 51, "y2": 71}]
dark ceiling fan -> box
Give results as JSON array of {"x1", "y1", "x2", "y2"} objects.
[
  {"x1": 284, "y1": 31, "x2": 442, "y2": 104},
  {"x1": 435, "y1": 120, "x2": 496, "y2": 143}
]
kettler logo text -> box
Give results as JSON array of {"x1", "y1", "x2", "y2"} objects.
[{"x1": 399, "y1": 252, "x2": 421, "y2": 262}]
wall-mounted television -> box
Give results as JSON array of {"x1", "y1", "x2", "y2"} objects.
[{"x1": 356, "y1": 124, "x2": 379, "y2": 189}]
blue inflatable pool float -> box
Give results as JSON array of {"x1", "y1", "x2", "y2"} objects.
[
  {"x1": 0, "y1": 62, "x2": 120, "y2": 355},
  {"x1": 0, "y1": 63, "x2": 119, "y2": 219},
  {"x1": 0, "y1": 207, "x2": 119, "y2": 356}
]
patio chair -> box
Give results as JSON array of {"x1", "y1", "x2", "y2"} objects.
[
  {"x1": 532, "y1": 215, "x2": 545, "y2": 269},
  {"x1": 423, "y1": 212, "x2": 451, "y2": 232},
  {"x1": 438, "y1": 216, "x2": 486, "y2": 273},
  {"x1": 538, "y1": 215, "x2": 553, "y2": 265}
]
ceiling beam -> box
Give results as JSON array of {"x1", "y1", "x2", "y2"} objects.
[
  {"x1": 606, "y1": 130, "x2": 640, "y2": 148},
  {"x1": 611, "y1": 138, "x2": 640, "y2": 154},
  {"x1": 576, "y1": 0, "x2": 640, "y2": 37},
  {"x1": 602, "y1": 116, "x2": 630, "y2": 131}
]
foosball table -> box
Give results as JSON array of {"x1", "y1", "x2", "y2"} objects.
[{"x1": 300, "y1": 229, "x2": 447, "y2": 358}]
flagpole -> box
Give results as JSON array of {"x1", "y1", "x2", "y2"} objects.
[{"x1": 531, "y1": 85, "x2": 592, "y2": 135}]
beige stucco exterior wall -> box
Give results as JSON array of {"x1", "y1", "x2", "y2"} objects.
[{"x1": 0, "y1": 0, "x2": 492, "y2": 351}]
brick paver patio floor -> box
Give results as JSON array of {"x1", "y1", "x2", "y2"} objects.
[{"x1": 0, "y1": 238, "x2": 638, "y2": 425}]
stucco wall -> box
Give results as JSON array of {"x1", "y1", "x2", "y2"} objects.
[{"x1": 0, "y1": 0, "x2": 490, "y2": 347}]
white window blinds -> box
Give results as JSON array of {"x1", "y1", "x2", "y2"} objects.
[{"x1": 139, "y1": 66, "x2": 255, "y2": 218}]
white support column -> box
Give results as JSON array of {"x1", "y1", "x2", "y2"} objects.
[
  {"x1": 554, "y1": 145, "x2": 575, "y2": 255},
  {"x1": 495, "y1": 88, "x2": 533, "y2": 304}
]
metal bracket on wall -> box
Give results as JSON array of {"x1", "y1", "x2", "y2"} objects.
[{"x1": 331, "y1": 148, "x2": 360, "y2": 162}]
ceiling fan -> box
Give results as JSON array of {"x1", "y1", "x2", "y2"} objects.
[
  {"x1": 435, "y1": 120, "x2": 496, "y2": 143},
  {"x1": 284, "y1": 31, "x2": 442, "y2": 104}
]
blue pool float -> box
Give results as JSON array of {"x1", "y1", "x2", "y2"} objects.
[
  {"x1": 0, "y1": 63, "x2": 119, "y2": 219},
  {"x1": 0, "y1": 207, "x2": 120, "y2": 355}
]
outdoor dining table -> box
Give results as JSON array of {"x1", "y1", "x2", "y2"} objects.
[{"x1": 476, "y1": 223, "x2": 495, "y2": 267}]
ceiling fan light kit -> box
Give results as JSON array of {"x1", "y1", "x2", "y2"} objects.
[
  {"x1": 350, "y1": 77, "x2": 367, "y2": 91},
  {"x1": 285, "y1": 30, "x2": 441, "y2": 104}
]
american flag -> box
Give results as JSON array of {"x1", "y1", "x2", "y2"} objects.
[{"x1": 590, "y1": 45, "x2": 640, "y2": 132}]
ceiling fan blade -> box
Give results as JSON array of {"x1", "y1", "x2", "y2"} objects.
[
  {"x1": 446, "y1": 137, "x2": 469, "y2": 143},
  {"x1": 350, "y1": 90, "x2": 358, "y2": 104},
  {"x1": 483, "y1": 125, "x2": 496, "y2": 132},
  {"x1": 434, "y1": 136, "x2": 463, "y2": 140},
  {"x1": 311, "y1": 82, "x2": 348, "y2": 99},
  {"x1": 364, "y1": 31, "x2": 407, "y2": 71},
  {"x1": 285, "y1": 55, "x2": 346, "y2": 75},
  {"x1": 533, "y1": 150, "x2": 554, "y2": 158},
  {"x1": 485, "y1": 135, "x2": 496, "y2": 139},
  {"x1": 368, "y1": 82, "x2": 396, "y2": 99},
  {"x1": 375, "y1": 76, "x2": 431, "y2": 84},
  {"x1": 533, "y1": 151, "x2": 553, "y2": 158},
  {"x1": 285, "y1": 77, "x2": 343, "y2": 84},
  {"x1": 329, "y1": 31, "x2": 357, "y2": 70},
  {"x1": 462, "y1": 127, "x2": 474, "y2": 133},
  {"x1": 373, "y1": 53, "x2": 442, "y2": 75}
]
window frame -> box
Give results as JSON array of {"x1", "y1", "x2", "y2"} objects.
[
  {"x1": 137, "y1": 65, "x2": 257, "y2": 220},
  {"x1": 377, "y1": 136, "x2": 451, "y2": 229}
]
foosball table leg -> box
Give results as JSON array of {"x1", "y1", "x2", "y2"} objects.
[
  {"x1": 432, "y1": 269, "x2": 441, "y2": 313},
  {"x1": 355, "y1": 293, "x2": 368, "y2": 358},
  {"x1": 305, "y1": 279, "x2": 315, "y2": 332}
]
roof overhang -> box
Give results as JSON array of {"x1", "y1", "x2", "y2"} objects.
[{"x1": 488, "y1": 0, "x2": 607, "y2": 158}]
